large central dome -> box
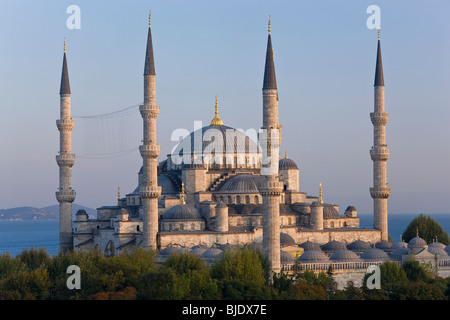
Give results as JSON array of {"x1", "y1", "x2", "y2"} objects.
[{"x1": 171, "y1": 125, "x2": 260, "y2": 159}]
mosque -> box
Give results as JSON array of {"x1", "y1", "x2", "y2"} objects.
[{"x1": 56, "y1": 14, "x2": 450, "y2": 286}]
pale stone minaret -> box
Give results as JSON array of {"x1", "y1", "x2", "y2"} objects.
[
  {"x1": 140, "y1": 13, "x2": 161, "y2": 249},
  {"x1": 258, "y1": 17, "x2": 283, "y2": 276},
  {"x1": 370, "y1": 30, "x2": 390, "y2": 241},
  {"x1": 56, "y1": 39, "x2": 76, "y2": 253}
]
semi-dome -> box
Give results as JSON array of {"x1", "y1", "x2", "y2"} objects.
[
  {"x1": 280, "y1": 232, "x2": 296, "y2": 247},
  {"x1": 323, "y1": 204, "x2": 340, "y2": 218},
  {"x1": 330, "y1": 249, "x2": 361, "y2": 262},
  {"x1": 347, "y1": 240, "x2": 372, "y2": 252},
  {"x1": 298, "y1": 249, "x2": 329, "y2": 263},
  {"x1": 321, "y1": 240, "x2": 346, "y2": 252},
  {"x1": 218, "y1": 174, "x2": 260, "y2": 194},
  {"x1": 163, "y1": 204, "x2": 203, "y2": 221},
  {"x1": 299, "y1": 240, "x2": 322, "y2": 251},
  {"x1": 280, "y1": 251, "x2": 296, "y2": 265},
  {"x1": 279, "y1": 158, "x2": 298, "y2": 170},
  {"x1": 158, "y1": 174, "x2": 179, "y2": 195},
  {"x1": 361, "y1": 248, "x2": 390, "y2": 262},
  {"x1": 171, "y1": 124, "x2": 260, "y2": 160}
]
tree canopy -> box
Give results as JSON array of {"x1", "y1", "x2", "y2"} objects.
[{"x1": 402, "y1": 213, "x2": 449, "y2": 245}]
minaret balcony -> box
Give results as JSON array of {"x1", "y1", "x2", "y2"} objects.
[
  {"x1": 56, "y1": 118, "x2": 75, "y2": 131},
  {"x1": 56, "y1": 190, "x2": 76, "y2": 203},
  {"x1": 139, "y1": 104, "x2": 160, "y2": 119},
  {"x1": 139, "y1": 186, "x2": 161, "y2": 199},
  {"x1": 370, "y1": 112, "x2": 389, "y2": 126},
  {"x1": 56, "y1": 154, "x2": 75, "y2": 167},
  {"x1": 370, "y1": 148, "x2": 390, "y2": 161},
  {"x1": 258, "y1": 180, "x2": 284, "y2": 196},
  {"x1": 370, "y1": 187, "x2": 391, "y2": 199},
  {"x1": 139, "y1": 144, "x2": 160, "y2": 158}
]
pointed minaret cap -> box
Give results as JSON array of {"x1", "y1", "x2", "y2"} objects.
[
  {"x1": 374, "y1": 29, "x2": 384, "y2": 87},
  {"x1": 60, "y1": 38, "x2": 71, "y2": 95},
  {"x1": 144, "y1": 11, "x2": 156, "y2": 75},
  {"x1": 263, "y1": 16, "x2": 277, "y2": 90}
]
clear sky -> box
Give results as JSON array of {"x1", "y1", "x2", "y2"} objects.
[{"x1": 0, "y1": 0, "x2": 449, "y2": 215}]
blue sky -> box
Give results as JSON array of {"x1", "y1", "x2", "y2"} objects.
[{"x1": 0, "y1": 1, "x2": 449, "y2": 215}]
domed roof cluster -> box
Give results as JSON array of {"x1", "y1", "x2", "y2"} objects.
[{"x1": 163, "y1": 204, "x2": 203, "y2": 221}]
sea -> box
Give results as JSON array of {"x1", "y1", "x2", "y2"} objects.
[{"x1": 0, "y1": 213, "x2": 449, "y2": 257}]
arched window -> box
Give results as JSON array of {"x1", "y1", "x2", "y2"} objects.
[
  {"x1": 137, "y1": 225, "x2": 140, "y2": 232},
  {"x1": 254, "y1": 196, "x2": 259, "y2": 204},
  {"x1": 191, "y1": 223, "x2": 195, "y2": 230},
  {"x1": 228, "y1": 196, "x2": 232, "y2": 204},
  {"x1": 236, "y1": 196, "x2": 241, "y2": 205},
  {"x1": 180, "y1": 224, "x2": 184, "y2": 231},
  {"x1": 245, "y1": 195, "x2": 250, "y2": 204}
]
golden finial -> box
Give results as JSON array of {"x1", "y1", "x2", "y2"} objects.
[
  {"x1": 180, "y1": 182, "x2": 186, "y2": 204},
  {"x1": 319, "y1": 183, "x2": 323, "y2": 204},
  {"x1": 210, "y1": 96, "x2": 224, "y2": 126},
  {"x1": 268, "y1": 16, "x2": 271, "y2": 35},
  {"x1": 117, "y1": 187, "x2": 120, "y2": 204},
  {"x1": 64, "y1": 38, "x2": 66, "y2": 53},
  {"x1": 149, "y1": 11, "x2": 151, "y2": 27},
  {"x1": 378, "y1": 28, "x2": 380, "y2": 41},
  {"x1": 285, "y1": 150, "x2": 288, "y2": 159}
]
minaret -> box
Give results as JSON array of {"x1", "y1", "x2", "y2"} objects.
[
  {"x1": 258, "y1": 17, "x2": 283, "y2": 276},
  {"x1": 370, "y1": 29, "x2": 390, "y2": 241},
  {"x1": 140, "y1": 12, "x2": 161, "y2": 249},
  {"x1": 56, "y1": 39, "x2": 76, "y2": 253}
]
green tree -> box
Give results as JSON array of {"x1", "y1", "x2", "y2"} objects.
[
  {"x1": 402, "y1": 213, "x2": 449, "y2": 245},
  {"x1": 137, "y1": 267, "x2": 189, "y2": 300}
]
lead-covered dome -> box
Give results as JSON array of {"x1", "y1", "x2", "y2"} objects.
[
  {"x1": 323, "y1": 204, "x2": 340, "y2": 218},
  {"x1": 299, "y1": 241, "x2": 322, "y2": 252},
  {"x1": 218, "y1": 174, "x2": 260, "y2": 194},
  {"x1": 163, "y1": 204, "x2": 203, "y2": 221},
  {"x1": 321, "y1": 240, "x2": 346, "y2": 252},
  {"x1": 280, "y1": 232, "x2": 296, "y2": 247},
  {"x1": 279, "y1": 158, "x2": 298, "y2": 170},
  {"x1": 361, "y1": 248, "x2": 390, "y2": 262},
  {"x1": 298, "y1": 249, "x2": 330, "y2": 263},
  {"x1": 280, "y1": 251, "x2": 296, "y2": 265},
  {"x1": 330, "y1": 249, "x2": 361, "y2": 262},
  {"x1": 347, "y1": 240, "x2": 372, "y2": 252},
  {"x1": 171, "y1": 125, "x2": 260, "y2": 161}
]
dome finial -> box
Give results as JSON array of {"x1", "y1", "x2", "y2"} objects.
[
  {"x1": 285, "y1": 150, "x2": 288, "y2": 159},
  {"x1": 117, "y1": 187, "x2": 120, "y2": 205},
  {"x1": 268, "y1": 15, "x2": 271, "y2": 35},
  {"x1": 319, "y1": 182, "x2": 323, "y2": 204},
  {"x1": 64, "y1": 38, "x2": 66, "y2": 53},
  {"x1": 180, "y1": 182, "x2": 186, "y2": 204},
  {"x1": 149, "y1": 10, "x2": 151, "y2": 27},
  {"x1": 378, "y1": 28, "x2": 380, "y2": 41},
  {"x1": 210, "y1": 96, "x2": 224, "y2": 126}
]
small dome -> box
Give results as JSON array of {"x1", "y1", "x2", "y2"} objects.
[
  {"x1": 428, "y1": 241, "x2": 446, "y2": 250},
  {"x1": 428, "y1": 247, "x2": 449, "y2": 258},
  {"x1": 330, "y1": 249, "x2": 361, "y2": 262},
  {"x1": 219, "y1": 243, "x2": 238, "y2": 251},
  {"x1": 163, "y1": 204, "x2": 203, "y2": 221},
  {"x1": 160, "y1": 247, "x2": 179, "y2": 256},
  {"x1": 76, "y1": 209, "x2": 87, "y2": 215},
  {"x1": 321, "y1": 240, "x2": 346, "y2": 252},
  {"x1": 218, "y1": 174, "x2": 260, "y2": 194},
  {"x1": 375, "y1": 241, "x2": 393, "y2": 251},
  {"x1": 299, "y1": 241, "x2": 322, "y2": 251},
  {"x1": 323, "y1": 204, "x2": 340, "y2": 218},
  {"x1": 298, "y1": 250, "x2": 329, "y2": 263},
  {"x1": 390, "y1": 248, "x2": 410, "y2": 261},
  {"x1": 280, "y1": 251, "x2": 296, "y2": 265},
  {"x1": 445, "y1": 245, "x2": 450, "y2": 255},
  {"x1": 391, "y1": 240, "x2": 408, "y2": 250},
  {"x1": 347, "y1": 240, "x2": 372, "y2": 252},
  {"x1": 345, "y1": 206, "x2": 357, "y2": 212},
  {"x1": 361, "y1": 248, "x2": 390, "y2": 262},
  {"x1": 190, "y1": 247, "x2": 208, "y2": 256},
  {"x1": 279, "y1": 158, "x2": 298, "y2": 170},
  {"x1": 201, "y1": 248, "x2": 223, "y2": 259},
  {"x1": 280, "y1": 232, "x2": 296, "y2": 247},
  {"x1": 408, "y1": 236, "x2": 428, "y2": 249}
]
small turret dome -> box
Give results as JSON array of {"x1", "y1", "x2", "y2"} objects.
[
  {"x1": 280, "y1": 232, "x2": 296, "y2": 247},
  {"x1": 279, "y1": 158, "x2": 298, "y2": 170},
  {"x1": 323, "y1": 204, "x2": 340, "y2": 218},
  {"x1": 408, "y1": 235, "x2": 428, "y2": 250},
  {"x1": 280, "y1": 251, "x2": 296, "y2": 265}
]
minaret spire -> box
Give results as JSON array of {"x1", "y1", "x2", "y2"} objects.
[
  {"x1": 56, "y1": 39, "x2": 76, "y2": 253},
  {"x1": 140, "y1": 12, "x2": 161, "y2": 250},
  {"x1": 258, "y1": 16, "x2": 283, "y2": 280},
  {"x1": 370, "y1": 30, "x2": 390, "y2": 241}
]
